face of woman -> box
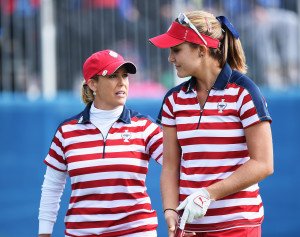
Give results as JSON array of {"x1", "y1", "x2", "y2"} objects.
[
  {"x1": 92, "y1": 67, "x2": 129, "y2": 110},
  {"x1": 168, "y1": 43, "x2": 201, "y2": 78}
]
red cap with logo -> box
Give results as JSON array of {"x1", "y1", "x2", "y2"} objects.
[{"x1": 82, "y1": 50, "x2": 136, "y2": 83}]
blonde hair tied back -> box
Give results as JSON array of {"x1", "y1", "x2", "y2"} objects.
[
  {"x1": 185, "y1": 10, "x2": 247, "y2": 73},
  {"x1": 81, "y1": 76, "x2": 98, "y2": 105}
]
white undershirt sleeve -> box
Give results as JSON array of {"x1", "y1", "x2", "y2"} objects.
[{"x1": 38, "y1": 166, "x2": 67, "y2": 234}]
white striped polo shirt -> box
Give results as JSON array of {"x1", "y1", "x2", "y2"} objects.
[
  {"x1": 158, "y1": 63, "x2": 272, "y2": 232},
  {"x1": 45, "y1": 104, "x2": 163, "y2": 237}
]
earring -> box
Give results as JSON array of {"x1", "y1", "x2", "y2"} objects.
[{"x1": 93, "y1": 91, "x2": 96, "y2": 96}]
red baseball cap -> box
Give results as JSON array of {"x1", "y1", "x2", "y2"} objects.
[
  {"x1": 82, "y1": 50, "x2": 136, "y2": 83},
  {"x1": 149, "y1": 22, "x2": 219, "y2": 49}
]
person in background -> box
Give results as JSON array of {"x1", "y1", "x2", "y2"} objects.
[
  {"x1": 241, "y1": 0, "x2": 299, "y2": 88},
  {"x1": 149, "y1": 10, "x2": 273, "y2": 237},
  {"x1": 38, "y1": 49, "x2": 163, "y2": 237}
]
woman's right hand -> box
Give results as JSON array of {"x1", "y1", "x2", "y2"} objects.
[{"x1": 164, "y1": 209, "x2": 179, "y2": 237}]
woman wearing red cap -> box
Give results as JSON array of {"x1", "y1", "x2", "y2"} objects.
[
  {"x1": 149, "y1": 11, "x2": 273, "y2": 237},
  {"x1": 38, "y1": 50, "x2": 163, "y2": 237}
]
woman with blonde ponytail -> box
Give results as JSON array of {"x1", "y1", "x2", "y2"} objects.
[
  {"x1": 149, "y1": 10, "x2": 273, "y2": 237},
  {"x1": 38, "y1": 50, "x2": 163, "y2": 237}
]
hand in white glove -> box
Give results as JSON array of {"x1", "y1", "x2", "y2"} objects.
[{"x1": 176, "y1": 188, "x2": 211, "y2": 225}]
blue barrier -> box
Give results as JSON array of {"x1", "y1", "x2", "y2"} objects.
[{"x1": 0, "y1": 92, "x2": 299, "y2": 237}]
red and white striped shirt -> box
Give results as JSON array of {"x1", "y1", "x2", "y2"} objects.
[
  {"x1": 158, "y1": 63, "x2": 272, "y2": 232},
  {"x1": 45, "y1": 104, "x2": 163, "y2": 237}
]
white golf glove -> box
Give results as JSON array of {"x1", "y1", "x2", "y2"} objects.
[{"x1": 176, "y1": 188, "x2": 211, "y2": 225}]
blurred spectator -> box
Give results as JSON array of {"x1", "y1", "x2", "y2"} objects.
[
  {"x1": 238, "y1": 0, "x2": 299, "y2": 88},
  {"x1": 1, "y1": 0, "x2": 300, "y2": 93},
  {"x1": 126, "y1": 0, "x2": 174, "y2": 84},
  {"x1": 281, "y1": 0, "x2": 297, "y2": 12},
  {"x1": 0, "y1": 0, "x2": 40, "y2": 92},
  {"x1": 55, "y1": 0, "x2": 128, "y2": 90}
]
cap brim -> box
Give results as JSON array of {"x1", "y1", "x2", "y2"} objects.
[
  {"x1": 99, "y1": 61, "x2": 137, "y2": 76},
  {"x1": 149, "y1": 33, "x2": 184, "y2": 48},
  {"x1": 118, "y1": 62, "x2": 137, "y2": 74}
]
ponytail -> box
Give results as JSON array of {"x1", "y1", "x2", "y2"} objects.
[
  {"x1": 81, "y1": 76, "x2": 98, "y2": 105},
  {"x1": 185, "y1": 11, "x2": 247, "y2": 73},
  {"x1": 221, "y1": 30, "x2": 247, "y2": 73}
]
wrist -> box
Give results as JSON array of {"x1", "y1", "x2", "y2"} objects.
[
  {"x1": 39, "y1": 219, "x2": 54, "y2": 235},
  {"x1": 164, "y1": 208, "x2": 178, "y2": 215},
  {"x1": 203, "y1": 187, "x2": 215, "y2": 201}
]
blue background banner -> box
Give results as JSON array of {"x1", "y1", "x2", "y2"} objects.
[{"x1": 0, "y1": 92, "x2": 299, "y2": 236}]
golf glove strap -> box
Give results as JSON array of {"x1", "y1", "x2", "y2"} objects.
[{"x1": 176, "y1": 188, "x2": 211, "y2": 224}]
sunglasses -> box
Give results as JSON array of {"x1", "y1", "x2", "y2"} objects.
[{"x1": 177, "y1": 13, "x2": 208, "y2": 46}]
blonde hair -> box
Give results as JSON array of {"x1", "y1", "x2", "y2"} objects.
[
  {"x1": 81, "y1": 76, "x2": 98, "y2": 105},
  {"x1": 184, "y1": 11, "x2": 247, "y2": 73}
]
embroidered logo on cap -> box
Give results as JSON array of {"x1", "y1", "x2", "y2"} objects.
[
  {"x1": 109, "y1": 50, "x2": 118, "y2": 58},
  {"x1": 102, "y1": 70, "x2": 108, "y2": 76}
]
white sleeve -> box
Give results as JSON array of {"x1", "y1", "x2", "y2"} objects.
[{"x1": 38, "y1": 166, "x2": 67, "y2": 234}]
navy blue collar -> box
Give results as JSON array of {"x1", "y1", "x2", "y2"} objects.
[
  {"x1": 78, "y1": 103, "x2": 131, "y2": 124},
  {"x1": 186, "y1": 62, "x2": 232, "y2": 93}
]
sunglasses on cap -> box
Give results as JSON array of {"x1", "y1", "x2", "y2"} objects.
[
  {"x1": 177, "y1": 13, "x2": 208, "y2": 46},
  {"x1": 148, "y1": 13, "x2": 219, "y2": 48}
]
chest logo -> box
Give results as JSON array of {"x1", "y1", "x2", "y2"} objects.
[
  {"x1": 121, "y1": 130, "x2": 132, "y2": 142},
  {"x1": 217, "y1": 99, "x2": 227, "y2": 113}
]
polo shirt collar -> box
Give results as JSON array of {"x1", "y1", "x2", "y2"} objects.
[
  {"x1": 78, "y1": 103, "x2": 131, "y2": 124},
  {"x1": 186, "y1": 62, "x2": 232, "y2": 93},
  {"x1": 118, "y1": 106, "x2": 131, "y2": 124},
  {"x1": 79, "y1": 102, "x2": 92, "y2": 124}
]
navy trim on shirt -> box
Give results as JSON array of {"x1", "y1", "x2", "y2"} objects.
[
  {"x1": 230, "y1": 71, "x2": 272, "y2": 122},
  {"x1": 157, "y1": 62, "x2": 271, "y2": 124}
]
